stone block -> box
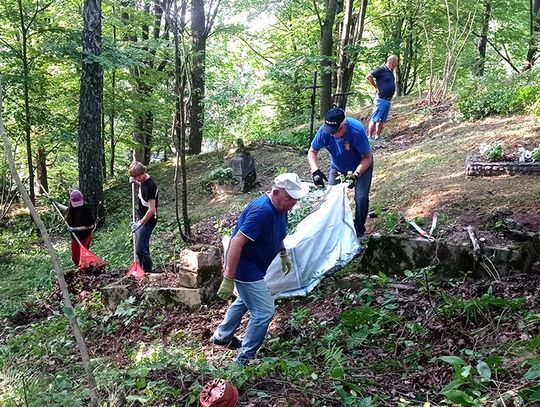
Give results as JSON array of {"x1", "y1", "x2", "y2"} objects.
[
  {"x1": 358, "y1": 234, "x2": 534, "y2": 278},
  {"x1": 144, "y1": 280, "x2": 221, "y2": 308},
  {"x1": 101, "y1": 284, "x2": 130, "y2": 311},
  {"x1": 145, "y1": 287, "x2": 203, "y2": 308},
  {"x1": 178, "y1": 245, "x2": 222, "y2": 273},
  {"x1": 176, "y1": 269, "x2": 220, "y2": 288}
]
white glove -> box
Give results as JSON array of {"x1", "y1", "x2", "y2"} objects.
[{"x1": 131, "y1": 221, "x2": 142, "y2": 233}]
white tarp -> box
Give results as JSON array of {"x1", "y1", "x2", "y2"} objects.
[{"x1": 224, "y1": 183, "x2": 360, "y2": 298}]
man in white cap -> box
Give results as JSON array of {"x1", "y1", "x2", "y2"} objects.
[{"x1": 211, "y1": 173, "x2": 306, "y2": 365}]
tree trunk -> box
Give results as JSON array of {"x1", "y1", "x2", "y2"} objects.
[
  {"x1": 399, "y1": 17, "x2": 418, "y2": 96},
  {"x1": 319, "y1": 0, "x2": 338, "y2": 117},
  {"x1": 133, "y1": 95, "x2": 153, "y2": 164},
  {"x1": 108, "y1": 6, "x2": 117, "y2": 177},
  {"x1": 36, "y1": 146, "x2": 48, "y2": 193},
  {"x1": 334, "y1": 0, "x2": 368, "y2": 109},
  {"x1": 79, "y1": 0, "x2": 104, "y2": 222},
  {"x1": 17, "y1": 0, "x2": 35, "y2": 205},
  {"x1": 101, "y1": 110, "x2": 106, "y2": 180},
  {"x1": 475, "y1": 0, "x2": 490, "y2": 76},
  {"x1": 125, "y1": 0, "x2": 170, "y2": 164},
  {"x1": 109, "y1": 68, "x2": 116, "y2": 177},
  {"x1": 525, "y1": 0, "x2": 540, "y2": 69},
  {"x1": 188, "y1": 0, "x2": 206, "y2": 155}
]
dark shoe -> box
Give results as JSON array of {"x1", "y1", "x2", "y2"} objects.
[
  {"x1": 236, "y1": 357, "x2": 252, "y2": 366},
  {"x1": 210, "y1": 335, "x2": 242, "y2": 349}
]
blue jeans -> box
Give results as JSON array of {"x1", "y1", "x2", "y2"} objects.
[
  {"x1": 329, "y1": 165, "x2": 373, "y2": 236},
  {"x1": 135, "y1": 221, "x2": 156, "y2": 273},
  {"x1": 213, "y1": 279, "x2": 275, "y2": 363}
]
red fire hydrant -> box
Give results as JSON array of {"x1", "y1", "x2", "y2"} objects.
[{"x1": 199, "y1": 378, "x2": 238, "y2": 407}]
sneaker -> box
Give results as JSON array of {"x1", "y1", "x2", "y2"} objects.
[{"x1": 210, "y1": 335, "x2": 242, "y2": 349}]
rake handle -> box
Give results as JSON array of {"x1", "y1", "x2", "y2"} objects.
[{"x1": 38, "y1": 183, "x2": 85, "y2": 248}]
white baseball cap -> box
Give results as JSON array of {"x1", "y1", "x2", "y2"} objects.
[{"x1": 274, "y1": 173, "x2": 307, "y2": 199}]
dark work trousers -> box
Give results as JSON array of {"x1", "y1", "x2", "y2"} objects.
[
  {"x1": 329, "y1": 164, "x2": 374, "y2": 236},
  {"x1": 135, "y1": 221, "x2": 156, "y2": 273}
]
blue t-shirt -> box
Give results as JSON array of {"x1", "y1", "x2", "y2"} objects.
[
  {"x1": 233, "y1": 194, "x2": 287, "y2": 282},
  {"x1": 311, "y1": 117, "x2": 371, "y2": 173},
  {"x1": 370, "y1": 65, "x2": 396, "y2": 99}
]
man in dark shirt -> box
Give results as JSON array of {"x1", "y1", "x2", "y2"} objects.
[
  {"x1": 366, "y1": 55, "x2": 398, "y2": 139},
  {"x1": 128, "y1": 161, "x2": 159, "y2": 273}
]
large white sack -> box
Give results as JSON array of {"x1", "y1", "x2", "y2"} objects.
[
  {"x1": 265, "y1": 183, "x2": 360, "y2": 297},
  {"x1": 223, "y1": 183, "x2": 360, "y2": 298}
]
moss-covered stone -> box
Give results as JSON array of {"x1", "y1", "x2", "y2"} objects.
[{"x1": 345, "y1": 233, "x2": 534, "y2": 279}]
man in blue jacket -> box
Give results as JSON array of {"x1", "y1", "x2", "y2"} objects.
[
  {"x1": 211, "y1": 173, "x2": 306, "y2": 365},
  {"x1": 308, "y1": 107, "x2": 373, "y2": 238}
]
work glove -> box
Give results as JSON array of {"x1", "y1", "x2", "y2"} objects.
[
  {"x1": 129, "y1": 176, "x2": 136, "y2": 183},
  {"x1": 345, "y1": 172, "x2": 357, "y2": 189},
  {"x1": 217, "y1": 276, "x2": 234, "y2": 300},
  {"x1": 131, "y1": 220, "x2": 142, "y2": 233},
  {"x1": 67, "y1": 226, "x2": 77, "y2": 233},
  {"x1": 280, "y1": 252, "x2": 292, "y2": 275},
  {"x1": 312, "y1": 169, "x2": 328, "y2": 187}
]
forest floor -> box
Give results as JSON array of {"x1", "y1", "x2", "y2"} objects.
[{"x1": 1, "y1": 97, "x2": 540, "y2": 406}]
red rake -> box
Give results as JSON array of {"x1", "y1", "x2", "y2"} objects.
[
  {"x1": 78, "y1": 246, "x2": 106, "y2": 269},
  {"x1": 127, "y1": 261, "x2": 144, "y2": 280}
]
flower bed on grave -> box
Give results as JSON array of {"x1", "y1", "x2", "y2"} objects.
[{"x1": 466, "y1": 142, "x2": 540, "y2": 176}]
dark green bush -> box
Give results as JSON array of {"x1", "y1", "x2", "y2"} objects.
[{"x1": 458, "y1": 70, "x2": 540, "y2": 120}]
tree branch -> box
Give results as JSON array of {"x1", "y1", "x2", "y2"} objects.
[{"x1": 234, "y1": 34, "x2": 274, "y2": 65}]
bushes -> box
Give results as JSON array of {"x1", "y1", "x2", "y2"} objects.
[{"x1": 458, "y1": 69, "x2": 540, "y2": 120}]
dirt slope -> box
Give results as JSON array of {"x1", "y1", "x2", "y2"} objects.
[{"x1": 153, "y1": 97, "x2": 540, "y2": 249}]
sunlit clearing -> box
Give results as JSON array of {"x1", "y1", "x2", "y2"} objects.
[{"x1": 406, "y1": 188, "x2": 463, "y2": 217}]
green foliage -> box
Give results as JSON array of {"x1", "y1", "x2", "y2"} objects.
[
  {"x1": 482, "y1": 143, "x2": 504, "y2": 161},
  {"x1": 438, "y1": 355, "x2": 493, "y2": 406},
  {"x1": 458, "y1": 70, "x2": 540, "y2": 120},
  {"x1": 288, "y1": 307, "x2": 311, "y2": 328},
  {"x1": 439, "y1": 289, "x2": 525, "y2": 323},
  {"x1": 206, "y1": 167, "x2": 234, "y2": 183},
  {"x1": 339, "y1": 304, "x2": 400, "y2": 341},
  {"x1": 287, "y1": 202, "x2": 312, "y2": 234},
  {"x1": 0, "y1": 225, "x2": 55, "y2": 318},
  {"x1": 318, "y1": 343, "x2": 346, "y2": 379},
  {"x1": 263, "y1": 128, "x2": 311, "y2": 149},
  {"x1": 523, "y1": 358, "x2": 540, "y2": 380},
  {"x1": 532, "y1": 147, "x2": 540, "y2": 162},
  {"x1": 371, "y1": 207, "x2": 399, "y2": 233},
  {"x1": 274, "y1": 166, "x2": 288, "y2": 176}
]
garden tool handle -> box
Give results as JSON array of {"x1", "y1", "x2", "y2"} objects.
[
  {"x1": 38, "y1": 182, "x2": 85, "y2": 248},
  {"x1": 132, "y1": 181, "x2": 137, "y2": 262}
]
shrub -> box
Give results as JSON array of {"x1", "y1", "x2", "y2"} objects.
[
  {"x1": 482, "y1": 143, "x2": 504, "y2": 161},
  {"x1": 458, "y1": 70, "x2": 540, "y2": 120}
]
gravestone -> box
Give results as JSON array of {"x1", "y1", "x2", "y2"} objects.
[{"x1": 230, "y1": 139, "x2": 257, "y2": 192}]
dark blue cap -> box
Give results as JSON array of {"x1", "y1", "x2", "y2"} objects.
[{"x1": 323, "y1": 108, "x2": 345, "y2": 134}]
